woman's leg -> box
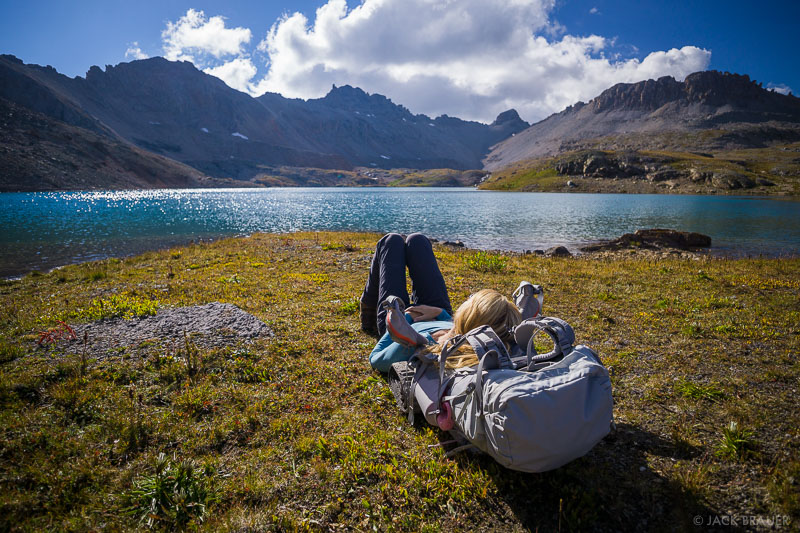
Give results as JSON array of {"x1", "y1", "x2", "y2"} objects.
[
  {"x1": 360, "y1": 233, "x2": 410, "y2": 336},
  {"x1": 405, "y1": 233, "x2": 452, "y2": 315}
]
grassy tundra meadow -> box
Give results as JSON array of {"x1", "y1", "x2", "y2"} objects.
[{"x1": 0, "y1": 231, "x2": 798, "y2": 531}]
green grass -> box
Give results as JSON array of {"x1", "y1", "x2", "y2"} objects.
[
  {"x1": 67, "y1": 292, "x2": 160, "y2": 321},
  {"x1": 464, "y1": 251, "x2": 507, "y2": 273},
  {"x1": 480, "y1": 140, "x2": 800, "y2": 194},
  {"x1": 675, "y1": 380, "x2": 725, "y2": 402},
  {"x1": 126, "y1": 452, "x2": 216, "y2": 529},
  {"x1": 386, "y1": 168, "x2": 486, "y2": 187},
  {"x1": 483, "y1": 166, "x2": 561, "y2": 191},
  {"x1": 0, "y1": 232, "x2": 798, "y2": 530},
  {"x1": 715, "y1": 421, "x2": 756, "y2": 461}
]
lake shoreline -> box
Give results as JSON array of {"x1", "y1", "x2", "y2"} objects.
[
  {"x1": 3, "y1": 189, "x2": 799, "y2": 279},
  {"x1": 5, "y1": 228, "x2": 800, "y2": 281},
  {"x1": 4, "y1": 183, "x2": 800, "y2": 197}
]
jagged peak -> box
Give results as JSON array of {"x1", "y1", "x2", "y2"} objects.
[
  {"x1": 0, "y1": 54, "x2": 24, "y2": 65},
  {"x1": 322, "y1": 84, "x2": 376, "y2": 106},
  {"x1": 318, "y1": 83, "x2": 411, "y2": 116},
  {"x1": 583, "y1": 70, "x2": 796, "y2": 114},
  {"x1": 85, "y1": 56, "x2": 199, "y2": 79},
  {"x1": 492, "y1": 109, "x2": 527, "y2": 127},
  {"x1": 326, "y1": 83, "x2": 367, "y2": 97}
]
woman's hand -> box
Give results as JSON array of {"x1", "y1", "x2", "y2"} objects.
[{"x1": 406, "y1": 304, "x2": 443, "y2": 322}]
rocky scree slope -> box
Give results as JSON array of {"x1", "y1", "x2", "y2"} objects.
[
  {"x1": 0, "y1": 96, "x2": 225, "y2": 191},
  {"x1": 484, "y1": 71, "x2": 800, "y2": 171}
]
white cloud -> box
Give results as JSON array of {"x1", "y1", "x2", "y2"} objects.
[
  {"x1": 162, "y1": 9, "x2": 251, "y2": 64},
  {"x1": 157, "y1": 1, "x2": 711, "y2": 122},
  {"x1": 203, "y1": 58, "x2": 258, "y2": 92},
  {"x1": 125, "y1": 42, "x2": 149, "y2": 60},
  {"x1": 249, "y1": 0, "x2": 711, "y2": 122},
  {"x1": 589, "y1": 7, "x2": 599, "y2": 14},
  {"x1": 767, "y1": 83, "x2": 792, "y2": 95}
]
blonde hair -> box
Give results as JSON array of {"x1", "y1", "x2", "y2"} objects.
[{"x1": 427, "y1": 289, "x2": 521, "y2": 369}]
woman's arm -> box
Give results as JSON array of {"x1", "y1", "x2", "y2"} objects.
[
  {"x1": 406, "y1": 306, "x2": 451, "y2": 322},
  {"x1": 368, "y1": 311, "x2": 453, "y2": 372},
  {"x1": 406, "y1": 305, "x2": 440, "y2": 322},
  {"x1": 369, "y1": 312, "x2": 452, "y2": 372}
]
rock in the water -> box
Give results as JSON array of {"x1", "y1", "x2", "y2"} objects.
[
  {"x1": 580, "y1": 228, "x2": 711, "y2": 252},
  {"x1": 443, "y1": 240, "x2": 465, "y2": 247},
  {"x1": 546, "y1": 246, "x2": 572, "y2": 257}
]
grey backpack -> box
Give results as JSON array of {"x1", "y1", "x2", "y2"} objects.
[{"x1": 388, "y1": 317, "x2": 614, "y2": 473}]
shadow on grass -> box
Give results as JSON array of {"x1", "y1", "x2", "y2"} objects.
[
  {"x1": 440, "y1": 422, "x2": 726, "y2": 532},
  {"x1": 380, "y1": 368, "x2": 730, "y2": 531}
]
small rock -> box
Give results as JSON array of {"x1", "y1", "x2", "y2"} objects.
[
  {"x1": 545, "y1": 246, "x2": 572, "y2": 257},
  {"x1": 567, "y1": 180, "x2": 577, "y2": 188},
  {"x1": 443, "y1": 240, "x2": 464, "y2": 247}
]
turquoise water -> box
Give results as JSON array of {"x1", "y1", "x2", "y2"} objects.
[{"x1": 2, "y1": 188, "x2": 799, "y2": 277}]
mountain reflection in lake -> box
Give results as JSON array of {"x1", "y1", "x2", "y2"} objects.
[{"x1": 2, "y1": 188, "x2": 799, "y2": 277}]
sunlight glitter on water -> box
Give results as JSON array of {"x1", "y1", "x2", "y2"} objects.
[{"x1": 2, "y1": 188, "x2": 799, "y2": 277}]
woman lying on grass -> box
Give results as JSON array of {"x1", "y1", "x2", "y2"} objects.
[{"x1": 359, "y1": 233, "x2": 522, "y2": 372}]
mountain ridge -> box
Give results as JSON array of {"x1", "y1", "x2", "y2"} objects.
[
  {"x1": 0, "y1": 55, "x2": 529, "y2": 189},
  {"x1": 484, "y1": 70, "x2": 800, "y2": 171},
  {"x1": 3, "y1": 53, "x2": 799, "y2": 193}
]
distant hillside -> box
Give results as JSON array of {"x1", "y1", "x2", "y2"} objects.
[
  {"x1": 480, "y1": 71, "x2": 800, "y2": 195},
  {"x1": 0, "y1": 97, "x2": 229, "y2": 191},
  {"x1": 484, "y1": 71, "x2": 800, "y2": 171},
  {"x1": 0, "y1": 55, "x2": 528, "y2": 190}
]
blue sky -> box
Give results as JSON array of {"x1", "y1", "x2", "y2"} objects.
[{"x1": 1, "y1": 0, "x2": 797, "y2": 123}]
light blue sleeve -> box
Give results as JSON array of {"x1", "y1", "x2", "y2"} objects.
[{"x1": 369, "y1": 313, "x2": 437, "y2": 373}]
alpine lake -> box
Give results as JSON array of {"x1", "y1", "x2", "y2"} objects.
[{"x1": 2, "y1": 187, "x2": 800, "y2": 277}]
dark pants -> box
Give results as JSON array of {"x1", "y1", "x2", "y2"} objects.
[{"x1": 361, "y1": 233, "x2": 452, "y2": 336}]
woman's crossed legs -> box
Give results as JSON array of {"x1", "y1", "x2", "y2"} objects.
[{"x1": 360, "y1": 233, "x2": 453, "y2": 336}]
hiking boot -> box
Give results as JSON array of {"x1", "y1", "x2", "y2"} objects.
[
  {"x1": 381, "y1": 296, "x2": 428, "y2": 348},
  {"x1": 360, "y1": 299, "x2": 378, "y2": 336},
  {"x1": 512, "y1": 281, "x2": 543, "y2": 320}
]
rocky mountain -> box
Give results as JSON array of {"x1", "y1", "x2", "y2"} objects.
[
  {"x1": 0, "y1": 55, "x2": 528, "y2": 189},
  {"x1": 257, "y1": 86, "x2": 527, "y2": 170},
  {"x1": 484, "y1": 71, "x2": 800, "y2": 171}
]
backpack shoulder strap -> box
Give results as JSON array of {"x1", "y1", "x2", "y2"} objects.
[
  {"x1": 433, "y1": 325, "x2": 510, "y2": 415},
  {"x1": 464, "y1": 325, "x2": 512, "y2": 368},
  {"x1": 513, "y1": 316, "x2": 576, "y2": 369},
  {"x1": 473, "y1": 343, "x2": 507, "y2": 416}
]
